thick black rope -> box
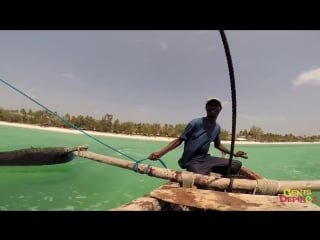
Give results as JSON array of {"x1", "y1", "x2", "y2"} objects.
[{"x1": 219, "y1": 30, "x2": 237, "y2": 191}]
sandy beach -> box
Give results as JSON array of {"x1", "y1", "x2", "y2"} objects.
[
  {"x1": 1, "y1": 121, "x2": 319, "y2": 144},
  {"x1": 0, "y1": 121, "x2": 175, "y2": 142}
]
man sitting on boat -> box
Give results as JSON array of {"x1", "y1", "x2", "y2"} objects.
[{"x1": 148, "y1": 98, "x2": 248, "y2": 177}]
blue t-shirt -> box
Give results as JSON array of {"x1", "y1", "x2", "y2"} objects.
[{"x1": 178, "y1": 117, "x2": 221, "y2": 168}]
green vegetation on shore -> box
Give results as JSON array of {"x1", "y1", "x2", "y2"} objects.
[{"x1": 1, "y1": 107, "x2": 319, "y2": 142}]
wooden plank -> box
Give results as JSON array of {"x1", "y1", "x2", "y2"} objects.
[
  {"x1": 150, "y1": 184, "x2": 320, "y2": 211},
  {"x1": 111, "y1": 196, "x2": 162, "y2": 211}
]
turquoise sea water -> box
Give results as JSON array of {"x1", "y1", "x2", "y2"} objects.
[{"x1": 1, "y1": 124, "x2": 320, "y2": 210}]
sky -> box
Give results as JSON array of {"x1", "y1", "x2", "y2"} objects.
[{"x1": 0, "y1": 30, "x2": 320, "y2": 136}]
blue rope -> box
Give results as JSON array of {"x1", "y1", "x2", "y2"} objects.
[
  {"x1": 145, "y1": 165, "x2": 151, "y2": 175},
  {"x1": 0, "y1": 78, "x2": 168, "y2": 170},
  {"x1": 133, "y1": 157, "x2": 167, "y2": 174},
  {"x1": 158, "y1": 159, "x2": 167, "y2": 168},
  {"x1": 0, "y1": 78, "x2": 136, "y2": 161},
  {"x1": 133, "y1": 160, "x2": 142, "y2": 172}
]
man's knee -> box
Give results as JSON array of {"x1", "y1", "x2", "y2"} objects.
[
  {"x1": 187, "y1": 164, "x2": 211, "y2": 175},
  {"x1": 232, "y1": 160, "x2": 242, "y2": 173}
]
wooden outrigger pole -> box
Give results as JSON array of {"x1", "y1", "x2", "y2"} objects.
[{"x1": 75, "y1": 150, "x2": 320, "y2": 195}]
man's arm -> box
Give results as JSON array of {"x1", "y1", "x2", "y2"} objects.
[
  {"x1": 216, "y1": 143, "x2": 248, "y2": 159},
  {"x1": 148, "y1": 138, "x2": 183, "y2": 160}
]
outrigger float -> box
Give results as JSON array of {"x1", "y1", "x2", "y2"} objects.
[{"x1": 0, "y1": 145, "x2": 88, "y2": 166}]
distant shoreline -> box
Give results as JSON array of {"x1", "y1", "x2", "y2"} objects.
[{"x1": 1, "y1": 121, "x2": 319, "y2": 145}]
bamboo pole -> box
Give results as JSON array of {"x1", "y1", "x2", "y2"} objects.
[{"x1": 75, "y1": 151, "x2": 320, "y2": 195}]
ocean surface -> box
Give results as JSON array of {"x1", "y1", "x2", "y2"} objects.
[{"x1": 1, "y1": 124, "x2": 320, "y2": 210}]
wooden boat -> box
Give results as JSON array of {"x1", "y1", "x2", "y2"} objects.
[
  {"x1": 74, "y1": 149, "x2": 320, "y2": 211},
  {"x1": 0, "y1": 145, "x2": 88, "y2": 166}
]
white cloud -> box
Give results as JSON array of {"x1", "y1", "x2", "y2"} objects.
[
  {"x1": 238, "y1": 114, "x2": 261, "y2": 121},
  {"x1": 136, "y1": 106, "x2": 152, "y2": 113},
  {"x1": 158, "y1": 41, "x2": 168, "y2": 50},
  {"x1": 238, "y1": 114, "x2": 286, "y2": 124},
  {"x1": 135, "y1": 38, "x2": 144, "y2": 44},
  {"x1": 237, "y1": 114, "x2": 288, "y2": 133},
  {"x1": 62, "y1": 73, "x2": 75, "y2": 80},
  {"x1": 208, "y1": 45, "x2": 217, "y2": 52},
  {"x1": 221, "y1": 100, "x2": 229, "y2": 108},
  {"x1": 25, "y1": 90, "x2": 37, "y2": 100},
  {"x1": 293, "y1": 68, "x2": 320, "y2": 87},
  {"x1": 196, "y1": 30, "x2": 210, "y2": 35}
]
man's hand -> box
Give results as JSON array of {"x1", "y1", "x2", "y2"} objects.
[
  {"x1": 234, "y1": 151, "x2": 248, "y2": 159},
  {"x1": 148, "y1": 152, "x2": 162, "y2": 160}
]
